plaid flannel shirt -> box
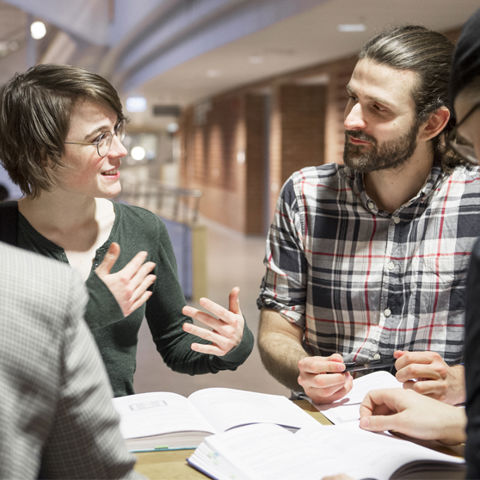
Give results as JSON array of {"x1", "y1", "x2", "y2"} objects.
[{"x1": 257, "y1": 162, "x2": 480, "y2": 364}]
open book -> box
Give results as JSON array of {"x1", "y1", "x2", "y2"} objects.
[
  {"x1": 188, "y1": 421, "x2": 465, "y2": 480},
  {"x1": 112, "y1": 387, "x2": 320, "y2": 451}
]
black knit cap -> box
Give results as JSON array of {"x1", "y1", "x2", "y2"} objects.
[{"x1": 450, "y1": 8, "x2": 480, "y2": 107}]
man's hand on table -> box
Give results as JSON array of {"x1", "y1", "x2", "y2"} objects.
[
  {"x1": 359, "y1": 388, "x2": 466, "y2": 445},
  {"x1": 394, "y1": 350, "x2": 465, "y2": 405}
]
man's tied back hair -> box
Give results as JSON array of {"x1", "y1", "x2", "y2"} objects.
[
  {"x1": 0, "y1": 64, "x2": 125, "y2": 197},
  {"x1": 359, "y1": 25, "x2": 453, "y2": 121},
  {"x1": 358, "y1": 25, "x2": 462, "y2": 169}
]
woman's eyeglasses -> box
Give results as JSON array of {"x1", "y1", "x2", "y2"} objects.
[{"x1": 65, "y1": 120, "x2": 126, "y2": 158}]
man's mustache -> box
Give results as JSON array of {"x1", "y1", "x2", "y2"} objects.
[{"x1": 345, "y1": 130, "x2": 376, "y2": 144}]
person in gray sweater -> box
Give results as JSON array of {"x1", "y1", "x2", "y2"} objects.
[{"x1": 0, "y1": 241, "x2": 142, "y2": 479}]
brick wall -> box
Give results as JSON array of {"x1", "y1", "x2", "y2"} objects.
[
  {"x1": 321, "y1": 56, "x2": 358, "y2": 165},
  {"x1": 178, "y1": 61, "x2": 351, "y2": 234},
  {"x1": 245, "y1": 94, "x2": 267, "y2": 234},
  {"x1": 179, "y1": 94, "x2": 248, "y2": 232},
  {"x1": 268, "y1": 84, "x2": 327, "y2": 223},
  {"x1": 179, "y1": 83, "x2": 329, "y2": 233}
]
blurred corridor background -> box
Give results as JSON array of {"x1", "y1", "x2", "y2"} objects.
[{"x1": 0, "y1": 0, "x2": 478, "y2": 395}]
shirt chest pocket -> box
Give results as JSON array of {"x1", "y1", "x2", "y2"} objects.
[
  {"x1": 400, "y1": 254, "x2": 466, "y2": 317},
  {"x1": 419, "y1": 255, "x2": 461, "y2": 287}
]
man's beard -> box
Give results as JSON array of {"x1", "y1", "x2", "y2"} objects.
[{"x1": 343, "y1": 121, "x2": 420, "y2": 173}]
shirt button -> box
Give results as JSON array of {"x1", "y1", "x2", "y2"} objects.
[
  {"x1": 392, "y1": 216, "x2": 400, "y2": 224},
  {"x1": 384, "y1": 308, "x2": 392, "y2": 317},
  {"x1": 373, "y1": 353, "x2": 381, "y2": 360},
  {"x1": 367, "y1": 200, "x2": 375, "y2": 210},
  {"x1": 387, "y1": 261, "x2": 395, "y2": 271}
]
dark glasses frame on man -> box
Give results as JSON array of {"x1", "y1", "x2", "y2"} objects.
[
  {"x1": 65, "y1": 119, "x2": 126, "y2": 158},
  {"x1": 447, "y1": 102, "x2": 480, "y2": 164}
]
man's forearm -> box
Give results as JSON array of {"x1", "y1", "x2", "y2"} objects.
[{"x1": 257, "y1": 309, "x2": 307, "y2": 391}]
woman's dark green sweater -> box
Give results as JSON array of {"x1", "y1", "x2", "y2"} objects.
[{"x1": 18, "y1": 202, "x2": 254, "y2": 396}]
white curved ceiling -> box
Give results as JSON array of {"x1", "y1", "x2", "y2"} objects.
[{"x1": 1, "y1": 0, "x2": 479, "y2": 128}]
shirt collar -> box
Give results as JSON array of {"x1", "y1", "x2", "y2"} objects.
[{"x1": 346, "y1": 164, "x2": 446, "y2": 216}]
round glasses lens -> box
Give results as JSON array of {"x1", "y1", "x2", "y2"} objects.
[
  {"x1": 116, "y1": 122, "x2": 126, "y2": 141},
  {"x1": 97, "y1": 133, "x2": 112, "y2": 157}
]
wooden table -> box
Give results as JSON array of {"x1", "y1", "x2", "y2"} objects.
[{"x1": 134, "y1": 400, "x2": 330, "y2": 479}]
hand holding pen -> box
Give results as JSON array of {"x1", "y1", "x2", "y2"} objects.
[
  {"x1": 344, "y1": 357, "x2": 396, "y2": 373},
  {"x1": 298, "y1": 353, "x2": 399, "y2": 404},
  {"x1": 297, "y1": 353, "x2": 353, "y2": 404}
]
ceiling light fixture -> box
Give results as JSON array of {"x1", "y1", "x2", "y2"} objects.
[
  {"x1": 126, "y1": 96, "x2": 147, "y2": 112},
  {"x1": 337, "y1": 24, "x2": 366, "y2": 32},
  {"x1": 130, "y1": 146, "x2": 146, "y2": 161},
  {"x1": 30, "y1": 20, "x2": 47, "y2": 40}
]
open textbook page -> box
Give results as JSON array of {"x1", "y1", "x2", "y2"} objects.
[
  {"x1": 296, "y1": 423, "x2": 465, "y2": 480},
  {"x1": 188, "y1": 422, "x2": 465, "y2": 480},
  {"x1": 187, "y1": 387, "x2": 319, "y2": 433},
  {"x1": 316, "y1": 370, "x2": 402, "y2": 423},
  {"x1": 113, "y1": 387, "x2": 319, "y2": 451},
  {"x1": 188, "y1": 423, "x2": 330, "y2": 480}
]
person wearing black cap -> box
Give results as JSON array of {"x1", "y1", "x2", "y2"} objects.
[
  {"x1": 449, "y1": 8, "x2": 480, "y2": 477},
  {"x1": 357, "y1": 8, "x2": 480, "y2": 478},
  {"x1": 0, "y1": 183, "x2": 9, "y2": 201}
]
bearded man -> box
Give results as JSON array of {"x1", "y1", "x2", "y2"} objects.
[{"x1": 257, "y1": 25, "x2": 480, "y2": 406}]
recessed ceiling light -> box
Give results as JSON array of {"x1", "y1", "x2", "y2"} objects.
[
  {"x1": 130, "y1": 146, "x2": 146, "y2": 161},
  {"x1": 126, "y1": 96, "x2": 147, "y2": 112},
  {"x1": 30, "y1": 21, "x2": 47, "y2": 40},
  {"x1": 337, "y1": 24, "x2": 366, "y2": 32}
]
